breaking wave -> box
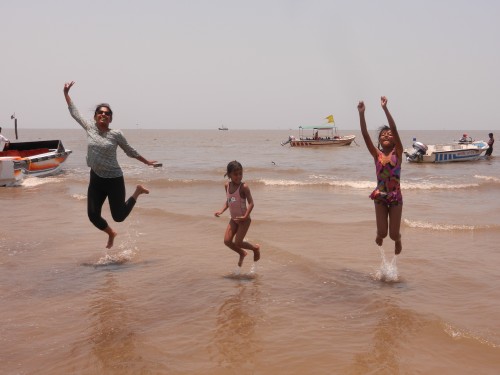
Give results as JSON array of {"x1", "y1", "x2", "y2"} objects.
[{"x1": 404, "y1": 219, "x2": 500, "y2": 232}]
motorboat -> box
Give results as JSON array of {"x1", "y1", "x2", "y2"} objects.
[
  {"x1": 281, "y1": 125, "x2": 355, "y2": 147},
  {"x1": 404, "y1": 140, "x2": 488, "y2": 163},
  {"x1": 218, "y1": 125, "x2": 228, "y2": 131},
  {"x1": 0, "y1": 140, "x2": 72, "y2": 185}
]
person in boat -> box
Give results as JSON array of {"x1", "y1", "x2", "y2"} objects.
[
  {"x1": 314, "y1": 130, "x2": 319, "y2": 140},
  {"x1": 459, "y1": 133, "x2": 470, "y2": 143},
  {"x1": 485, "y1": 133, "x2": 494, "y2": 157},
  {"x1": 214, "y1": 160, "x2": 261, "y2": 267},
  {"x1": 0, "y1": 127, "x2": 9, "y2": 150},
  {"x1": 358, "y1": 96, "x2": 403, "y2": 255},
  {"x1": 63, "y1": 81, "x2": 157, "y2": 249}
]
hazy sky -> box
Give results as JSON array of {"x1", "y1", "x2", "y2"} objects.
[{"x1": 1, "y1": 0, "x2": 499, "y2": 130}]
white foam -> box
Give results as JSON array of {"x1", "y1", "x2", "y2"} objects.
[
  {"x1": 21, "y1": 176, "x2": 63, "y2": 188},
  {"x1": 224, "y1": 263, "x2": 258, "y2": 280},
  {"x1": 404, "y1": 219, "x2": 476, "y2": 231},
  {"x1": 374, "y1": 247, "x2": 399, "y2": 282},
  {"x1": 72, "y1": 194, "x2": 87, "y2": 201},
  {"x1": 258, "y1": 178, "x2": 373, "y2": 189},
  {"x1": 95, "y1": 248, "x2": 135, "y2": 266},
  {"x1": 402, "y1": 181, "x2": 479, "y2": 190},
  {"x1": 475, "y1": 175, "x2": 500, "y2": 183}
]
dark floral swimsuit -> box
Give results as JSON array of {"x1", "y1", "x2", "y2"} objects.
[{"x1": 370, "y1": 149, "x2": 403, "y2": 207}]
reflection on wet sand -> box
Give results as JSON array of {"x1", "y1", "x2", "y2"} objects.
[
  {"x1": 87, "y1": 272, "x2": 138, "y2": 374},
  {"x1": 346, "y1": 299, "x2": 419, "y2": 375},
  {"x1": 212, "y1": 281, "x2": 263, "y2": 372}
]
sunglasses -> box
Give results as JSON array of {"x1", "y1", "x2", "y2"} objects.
[{"x1": 96, "y1": 110, "x2": 112, "y2": 116}]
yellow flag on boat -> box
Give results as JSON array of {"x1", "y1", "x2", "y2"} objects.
[{"x1": 325, "y1": 115, "x2": 334, "y2": 123}]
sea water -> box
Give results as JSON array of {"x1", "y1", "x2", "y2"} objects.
[{"x1": 1, "y1": 128, "x2": 499, "y2": 374}]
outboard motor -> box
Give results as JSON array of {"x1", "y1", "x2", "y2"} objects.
[
  {"x1": 406, "y1": 141, "x2": 428, "y2": 161},
  {"x1": 281, "y1": 135, "x2": 294, "y2": 146}
]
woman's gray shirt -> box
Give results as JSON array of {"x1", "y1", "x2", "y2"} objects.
[{"x1": 68, "y1": 101, "x2": 140, "y2": 178}]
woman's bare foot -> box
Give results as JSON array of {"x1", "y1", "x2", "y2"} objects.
[
  {"x1": 238, "y1": 250, "x2": 248, "y2": 267},
  {"x1": 104, "y1": 227, "x2": 118, "y2": 249},
  {"x1": 252, "y1": 244, "x2": 261, "y2": 262},
  {"x1": 375, "y1": 236, "x2": 383, "y2": 246},
  {"x1": 395, "y1": 239, "x2": 402, "y2": 255},
  {"x1": 132, "y1": 185, "x2": 150, "y2": 200}
]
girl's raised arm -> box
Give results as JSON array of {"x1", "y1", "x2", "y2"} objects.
[
  {"x1": 381, "y1": 96, "x2": 403, "y2": 156},
  {"x1": 358, "y1": 101, "x2": 378, "y2": 159}
]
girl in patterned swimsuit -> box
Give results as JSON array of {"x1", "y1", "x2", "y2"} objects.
[
  {"x1": 358, "y1": 97, "x2": 403, "y2": 254},
  {"x1": 214, "y1": 161, "x2": 261, "y2": 267}
]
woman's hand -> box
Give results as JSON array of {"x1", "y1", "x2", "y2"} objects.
[
  {"x1": 357, "y1": 101, "x2": 365, "y2": 113},
  {"x1": 63, "y1": 81, "x2": 75, "y2": 105},
  {"x1": 214, "y1": 211, "x2": 222, "y2": 217},
  {"x1": 64, "y1": 81, "x2": 75, "y2": 95},
  {"x1": 381, "y1": 96, "x2": 388, "y2": 108}
]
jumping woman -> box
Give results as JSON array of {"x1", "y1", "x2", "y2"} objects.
[{"x1": 64, "y1": 81, "x2": 157, "y2": 249}]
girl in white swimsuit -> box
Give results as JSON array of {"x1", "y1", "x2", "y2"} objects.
[{"x1": 214, "y1": 161, "x2": 261, "y2": 267}]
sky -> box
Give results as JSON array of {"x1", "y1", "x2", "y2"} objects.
[{"x1": 1, "y1": 0, "x2": 499, "y2": 130}]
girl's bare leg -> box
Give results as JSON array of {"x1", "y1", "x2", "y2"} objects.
[
  {"x1": 374, "y1": 203, "x2": 389, "y2": 246},
  {"x1": 224, "y1": 221, "x2": 247, "y2": 266},
  {"x1": 388, "y1": 204, "x2": 403, "y2": 254},
  {"x1": 234, "y1": 219, "x2": 261, "y2": 262},
  {"x1": 103, "y1": 226, "x2": 117, "y2": 249}
]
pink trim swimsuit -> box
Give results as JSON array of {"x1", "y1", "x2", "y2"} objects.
[
  {"x1": 369, "y1": 149, "x2": 403, "y2": 207},
  {"x1": 227, "y1": 182, "x2": 247, "y2": 219}
]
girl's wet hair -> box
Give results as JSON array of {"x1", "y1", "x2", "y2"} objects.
[
  {"x1": 224, "y1": 160, "x2": 243, "y2": 177},
  {"x1": 94, "y1": 103, "x2": 113, "y2": 118},
  {"x1": 377, "y1": 125, "x2": 391, "y2": 150}
]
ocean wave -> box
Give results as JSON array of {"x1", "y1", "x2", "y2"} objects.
[
  {"x1": 257, "y1": 178, "x2": 374, "y2": 189},
  {"x1": 120, "y1": 174, "x2": 500, "y2": 191},
  {"x1": 474, "y1": 175, "x2": 500, "y2": 184},
  {"x1": 443, "y1": 322, "x2": 499, "y2": 348},
  {"x1": 403, "y1": 219, "x2": 499, "y2": 232},
  {"x1": 21, "y1": 176, "x2": 65, "y2": 188},
  {"x1": 402, "y1": 181, "x2": 480, "y2": 190},
  {"x1": 143, "y1": 178, "x2": 218, "y2": 189}
]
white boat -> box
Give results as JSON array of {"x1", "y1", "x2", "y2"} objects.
[
  {"x1": 0, "y1": 157, "x2": 23, "y2": 186},
  {"x1": 0, "y1": 140, "x2": 72, "y2": 185},
  {"x1": 404, "y1": 140, "x2": 489, "y2": 163},
  {"x1": 281, "y1": 125, "x2": 355, "y2": 147},
  {"x1": 218, "y1": 125, "x2": 228, "y2": 131}
]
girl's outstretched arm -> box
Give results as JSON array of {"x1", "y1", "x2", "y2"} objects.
[
  {"x1": 381, "y1": 96, "x2": 403, "y2": 156},
  {"x1": 358, "y1": 101, "x2": 378, "y2": 159}
]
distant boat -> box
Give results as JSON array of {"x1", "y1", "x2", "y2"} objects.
[
  {"x1": 281, "y1": 125, "x2": 355, "y2": 147},
  {"x1": 218, "y1": 125, "x2": 228, "y2": 131}
]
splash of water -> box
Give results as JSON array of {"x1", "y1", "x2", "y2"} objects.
[
  {"x1": 224, "y1": 262, "x2": 258, "y2": 280},
  {"x1": 94, "y1": 249, "x2": 135, "y2": 266},
  {"x1": 374, "y1": 247, "x2": 399, "y2": 282}
]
